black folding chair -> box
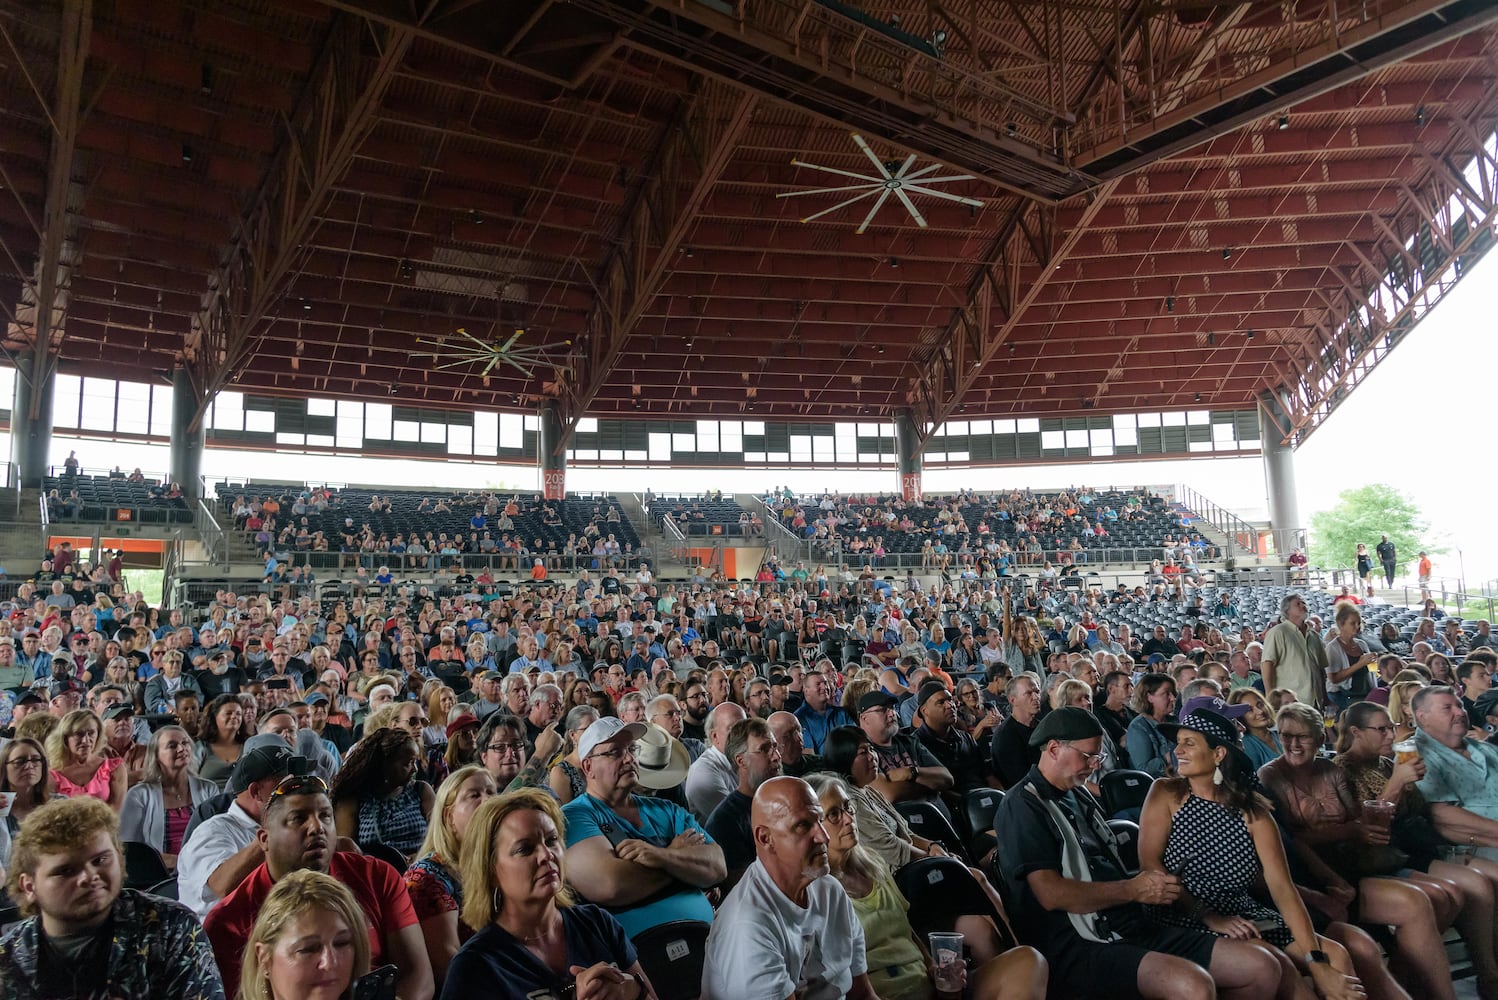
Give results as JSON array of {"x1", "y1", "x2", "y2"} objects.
[
  {"x1": 894, "y1": 799, "x2": 970, "y2": 863},
  {"x1": 630, "y1": 920, "x2": 710, "y2": 1000},
  {"x1": 962, "y1": 787, "x2": 1003, "y2": 859},
  {"x1": 1100, "y1": 769, "x2": 1154, "y2": 817},
  {"x1": 123, "y1": 841, "x2": 178, "y2": 899}
]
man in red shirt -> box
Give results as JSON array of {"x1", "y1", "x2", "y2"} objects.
[{"x1": 204, "y1": 776, "x2": 433, "y2": 1000}]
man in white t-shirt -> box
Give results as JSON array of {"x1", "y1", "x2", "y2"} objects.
[{"x1": 702, "y1": 776, "x2": 876, "y2": 1000}]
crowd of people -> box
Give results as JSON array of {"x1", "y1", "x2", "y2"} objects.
[{"x1": 1, "y1": 513, "x2": 1497, "y2": 1000}]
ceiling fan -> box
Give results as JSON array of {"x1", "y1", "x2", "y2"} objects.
[
  {"x1": 776, "y1": 133, "x2": 984, "y2": 234},
  {"x1": 413, "y1": 327, "x2": 570, "y2": 379}
]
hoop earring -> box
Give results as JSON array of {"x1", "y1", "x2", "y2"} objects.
[
  {"x1": 492, "y1": 886, "x2": 503, "y2": 914},
  {"x1": 1212, "y1": 764, "x2": 1224, "y2": 786}
]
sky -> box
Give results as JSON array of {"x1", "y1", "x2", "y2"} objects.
[{"x1": 31, "y1": 222, "x2": 1498, "y2": 594}]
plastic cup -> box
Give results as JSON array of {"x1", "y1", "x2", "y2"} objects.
[
  {"x1": 1362, "y1": 799, "x2": 1394, "y2": 831},
  {"x1": 0, "y1": 791, "x2": 13, "y2": 818},
  {"x1": 1394, "y1": 739, "x2": 1420, "y2": 766},
  {"x1": 929, "y1": 932, "x2": 964, "y2": 995}
]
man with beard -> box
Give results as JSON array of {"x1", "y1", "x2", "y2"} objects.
[
  {"x1": 0, "y1": 797, "x2": 225, "y2": 999},
  {"x1": 703, "y1": 776, "x2": 876, "y2": 1000},
  {"x1": 767, "y1": 711, "x2": 822, "y2": 777},
  {"x1": 203, "y1": 775, "x2": 432, "y2": 999},
  {"x1": 561, "y1": 718, "x2": 725, "y2": 937},
  {"x1": 705, "y1": 717, "x2": 783, "y2": 885},
  {"x1": 856, "y1": 690, "x2": 952, "y2": 813},
  {"x1": 648, "y1": 693, "x2": 706, "y2": 762},
  {"x1": 913, "y1": 681, "x2": 994, "y2": 796},
  {"x1": 680, "y1": 678, "x2": 710, "y2": 741},
  {"x1": 744, "y1": 677, "x2": 772, "y2": 719}
]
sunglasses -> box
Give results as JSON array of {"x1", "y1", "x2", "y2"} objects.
[{"x1": 267, "y1": 773, "x2": 330, "y2": 802}]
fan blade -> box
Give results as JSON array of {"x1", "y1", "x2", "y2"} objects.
[
  {"x1": 799, "y1": 188, "x2": 880, "y2": 224},
  {"x1": 901, "y1": 184, "x2": 986, "y2": 208},
  {"x1": 910, "y1": 173, "x2": 979, "y2": 185},
  {"x1": 851, "y1": 133, "x2": 892, "y2": 178},
  {"x1": 856, "y1": 189, "x2": 893, "y2": 234},
  {"x1": 901, "y1": 162, "x2": 945, "y2": 181},
  {"x1": 776, "y1": 182, "x2": 883, "y2": 200},
  {"x1": 893, "y1": 188, "x2": 927, "y2": 229},
  {"x1": 498, "y1": 328, "x2": 524, "y2": 351},
  {"x1": 891, "y1": 153, "x2": 918, "y2": 178},
  {"x1": 789, "y1": 159, "x2": 883, "y2": 184}
]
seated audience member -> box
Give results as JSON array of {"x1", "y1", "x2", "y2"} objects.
[
  {"x1": 330, "y1": 727, "x2": 435, "y2": 860},
  {"x1": 631, "y1": 720, "x2": 692, "y2": 801},
  {"x1": 768, "y1": 710, "x2": 821, "y2": 777},
  {"x1": 810, "y1": 772, "x2": 1048, "y2": 1000},
  {"x1": 792, "y1": 672, "x2": 851, "y2": 754},
  {"x1": 705, "y1": 717, "x2": 784, "y2": 885},
  {"x1": 703, "y1": 776, "x2": 877, "y2": 1000},
  {"x1": 195, "y1": 693, "x2": 249, "y2": 787},
  {"x1": 991, "y1": 673, "x2": 1043, "y2": 789},
  {"x1": 822, "y1": 726, "x2": 948, "y2": 869},
  {"x1": 649, "y1": 693, "x2": 706, "y2": 762},
  {"x1": 475, "y1": 712, "x2": 530, "y2": 791},
  {"x1": 0, "y1": 796, "x2": 225, "y2": 998},
  {"x1": 441, "y1": 788, "x2": 658, "y2": 999},
  {"x1": 144, "y1": 648, "x2": 204, "y2": 715},
  {"x1": 119, "y1": 724, "x2": 219, "y2": 869},
  {"x1": 0, "y1": 737, "x2": 59, "y2": 840},
  {"x1": 405, "y1": 765, "x2": 497, "y2": 988},
  {"x1": 685, "y1": 702, "x2": 746, "y2": 821},
  {"x1": 1138, "y1": 701, "x2": 1364, "y2": 999},
  {"x1": 204, "y1": 773, "x2": 434, "y2": 1000},
  {"x1": 177, "y1": 734, "x2": 306, "y2": 919},
  {"x1": 912, "y1": 680, "x2": 994, "y2": 796},
  {"x1": 995, "y1": 707, "x2": 1292, "y2": 1000},
  {"x1": 1260, "y1": 701, "x2": 1456, "y2": 1000},
  {"x1": 560, "y1": 717, "x2": 726, "y2": 937},
  {"x1": 46, "y1": 708, "x2": 127, "y2": 809},
  {"x1": 1413, "y1": 684, "x2": 1498, "y2": 859},
  {"x1": 549, "y1": 704, "x2": 601, "y2": 804},
  {"x1": 857, "y1": 689, "x2": 954, "y2": 812},
  {"x1": 1226, "y1": 687, "x2": 1282, "y2": 769},
  {"x1": 239, "y1": 869, "x2": 372, "y2": 1000},
  {"x1": 1125, "y1": 672, "x2": 1179, "y2": 778}
]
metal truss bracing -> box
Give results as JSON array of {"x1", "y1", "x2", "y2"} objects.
[
  {"x1": 558, "y1": 78, "x2": 756, "y2": 448},
  {"x1": 907, "y1": 179, "x2": 1119, "y2": 449},
  {"x1": 184, "y1": 14, "x2": 412, "y2": 427},
  {"x1": 1268, "y1": 103, "x2": 1498, "y2": 445},
  {"x1": 3, "y1": 0, "x2": 90, "y2": 419}
]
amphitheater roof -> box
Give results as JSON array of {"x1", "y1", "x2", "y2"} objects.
[{"x1": 3, "y1": 0, "x2": 1496, "y2": 450}]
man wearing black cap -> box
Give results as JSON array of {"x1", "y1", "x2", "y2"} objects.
[
  {"x1": 856, "y1": 689, "x2": 952, "y2": 810},
  {"x1": 1, "y1": 688, "x2": 43, "y2": 737},
  {"x1": 994, "y1": 707, "x2": 1281, "y2": 1000},
  {"x1": 913, "y1": 681, "x2": 994, "y2": 795},
  {"x1": 176, "y1": 734, "x2": 306, "y2": 920}
]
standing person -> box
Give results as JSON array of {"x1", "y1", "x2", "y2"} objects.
[
  {"x1": 1355, "y1": 544, "x2": 1374, "y2": 598},
  {"x1": 1261, "y1": 593, "x2": 1328, "y2": 711},
  {"x1": 1324, "y1": 605, "x2": 1376, "y2": 716},
  {"x1": 0, "y1": 797, "x2": 226, "y2": 998},
  {"x1": 1417, "y1": 551, "x2": 1433, "y2": 601},
  {"x1": 1376, "y1": 535, "x2": 1397, "y2": 590}
]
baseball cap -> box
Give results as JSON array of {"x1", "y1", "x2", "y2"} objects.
[
  {"x1": 229, "y1": 736, "x2": 306, "y2": 794},
  {"x1": 303, "y1": 692, "x2": 329, "y2": 706},
  {"x1": 48, "y1": 677, "x2": 84, "y2": 700},
  {"x1": 768, "y1": 674, "x2": 791, "y2": 687},
  {"x1": 1028, "y1": 706, "x2": 1105, "y2": 748},
  {"x1": 14, "y1": 689, "x2": 42, "y2": 706},
  {"x1": 480, "y1": 670, "x2": 504, "y2": 682},
  {"x1": 857, "y1": 690, "x2": 899, "y2": 714},
  {"x1": 101, "y1": 703, "x2": 134, "y2": 721},
  {"x1": 577, "y1": 717, "x2": 647, "y2": 760},
  {"x1": 445, "y1": 715, "x2": 481, "y2": 740}
]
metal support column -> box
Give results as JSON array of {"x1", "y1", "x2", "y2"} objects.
[
  {"x1": 10, "y1": 355, "x2": 55, "y2": 488},
  {"x1": 170, "y1": 368, "x2": 205, "y2": 499},
  {"x1": 895, "y1": 410, "x2": 922, "y2": 502},
  {"x1": 1259, "y1": 391, "x2": 1302, "y2": 557},
  {"x1": 538, "y1": 402, "x2": 566, "y2": 500}
]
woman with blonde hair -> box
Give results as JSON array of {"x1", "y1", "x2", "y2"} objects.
[
  {"x1": 46, "y1": 709, "x2": 126, "y2": 809},
  {"x1": 1387, "y1": 679, "x2": 1426, "y2": 743},
  {"x1": 444, "y1": 788, "x2": 656, "y2": 998},
  {"x1": 1226, "y1": 686, "x2": 1283, "y2": 769},
  {"x1": 239, "y1": 869, "x2": 371, "y2": 1000},
  {"x1": 406, "y1": 765, "x2": 498, "y2": 988},
  {"x1": 119, "y1": 724, "x2": 217, "y2": 868}
]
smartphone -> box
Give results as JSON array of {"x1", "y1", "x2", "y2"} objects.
[{"x1": 351, "y1": 965, "x2": 397, "y2": 1000}]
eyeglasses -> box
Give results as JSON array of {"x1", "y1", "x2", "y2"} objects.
[
  {"x1": 5, "y1": 756, "x2": 43, "y2": 768},
  {"x1": 1060, "y1": 742, "x2": 1109, "y2": 767},
  {"x1": 591, "y1": 745, "x2": 638, "y2": 761},
  {"x1": 1280, "y1": 732, "x2": 1319, "y2": 745},
  {"x1": 484, "y1": 741, "x2": 526, "y2": 756},
  {"x1": 653, "y1": 709, "x2": 684, "y2": 719}
]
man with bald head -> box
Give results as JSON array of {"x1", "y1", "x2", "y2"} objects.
[
  {"x1": 768, "y1": 711, "x2": 822, "y2": 777},
  {"x1": 703, "y1": 776, "x2": 877, "y2": 1000},
  {"x1": 684, "y1": 702, "x2": 746, "y2": 821}
]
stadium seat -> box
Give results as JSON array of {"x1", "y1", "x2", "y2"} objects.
[
  {"x1": 1107, "y1": 819, "x2": 1142, "y2": 874},
  {"x1": 893, "y1": 855, "x2": 1002, "y2": 939},
  {"x1": 122, "y1": 841, "x2": 177, "y2": 898},
  {"x1": 963, "y1": 787, "x2": 1003, "y2": 859},
  {"x1": 894, "y1": 800, "x2": 970, "y2": 862},
  {"x1": 630, "y1": 920, "x2": 710, "y2": 1000},
  {"x1": 360, "y1": 841, "x2": 411, "y2": 874},
  {"x1": 1100, "y1": 770, "x2": 1154, "y2": 818}
]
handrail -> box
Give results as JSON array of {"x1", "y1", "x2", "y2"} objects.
[
  {"x1": 37, "y1": 489, "x2": 49, "y2": 552},
  {"x1": 1174, "y1": 484, "x2": 1263, "y2": 558},
  {"x1": 195, "y1": 499, "x2": 228, "y2": 568},
  {"x1": 6, "y1": 460, "x2": 18, "y2": 518}
]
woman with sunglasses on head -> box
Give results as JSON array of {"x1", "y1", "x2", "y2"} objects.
[
  {"x1": 1260, "y1": 702, "x2": 1457, "y2": 1000},
  {"x1": 1139, "y1": 699, "x2": 1369, "y2": 1000},
  {"x1": 1336, "y1": 700, "x2": 1498, "y2": 998},
  {"x1": 331, "y1": 727, "x2": 435, "y2": 861},
  {"x1": 442, "y1": 788, "x2": 656, "y2": 1000}
]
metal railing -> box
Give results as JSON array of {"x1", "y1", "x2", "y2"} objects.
[
  {"x1": 195, "y1": 499, "x2": 228, "y2": 568},
  {"x1": 1175, "y1": 484, "x2": 1262, "y2": 558},
  {"x1": 36, "y1": 490, "x2": 49, "y2": 551}
]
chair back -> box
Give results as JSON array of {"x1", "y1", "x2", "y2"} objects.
[{"x1": 630, "y1": 920, "x2": 711, "y2": 1000}]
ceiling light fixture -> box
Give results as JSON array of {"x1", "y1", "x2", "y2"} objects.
[
  {"x1": 1222, "y1": 248, "x2": 1232, "y2": 260},
  {"x1": 1165, "y1": 296, "x2": 1175, "y2": 313},
  {"x1": 1415, "y1": 106, "x2": 1427, "y2": 126},
  {"x1": 181, "y1": 144, "x2": 194, "y2": 163},
  {"x1": 1277, "y1": 116, "x2": 1290, "y2": 130},
  {"x1": 888, "y1": 257, "x2": 900, "y2": 268},
  {"x1": 1194, "y1": 393, "x2": 1202, "y2": 402}
]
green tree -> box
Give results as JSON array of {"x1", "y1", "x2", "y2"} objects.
[{"x1": 1307, "y1": 484, "x2": 1439, "y2": 571}]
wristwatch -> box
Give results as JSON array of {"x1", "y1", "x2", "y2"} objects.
[{"x1": 1306, "y1": 950, "x2": 1330, "y2": 965}]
